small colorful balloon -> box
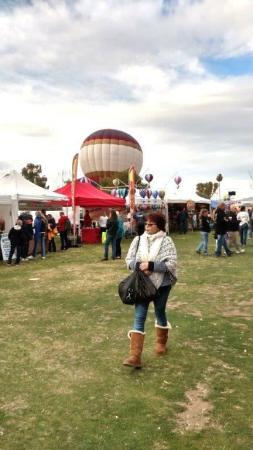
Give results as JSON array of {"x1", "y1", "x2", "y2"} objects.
[
  {"x1": 140, "y1": 189, "x2": 146, "y2": 199},
  {"x1": 146, "y1": 189, "x2": 152, "y2": 199},
  {"x1": 145, "y1": 174, "x2": 153, "y2": 183},
  {"x1": 174, "y1": 176, "x2": 182, "y2": 188}
]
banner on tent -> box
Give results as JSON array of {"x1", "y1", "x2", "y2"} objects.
[{"x1": 0, "y1": 233, "x2": 15, "y2": 261}]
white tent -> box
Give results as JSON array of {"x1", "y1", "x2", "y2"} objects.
[
  {"x1": 238, "y1": 197, "x2": 253, "y2": 207},
  {"x1": 165, "y1": 189, "x2": 211, "y2": 204},
  {"x1": 0, "y1": 170, "x2": 68, "y2": 231}
]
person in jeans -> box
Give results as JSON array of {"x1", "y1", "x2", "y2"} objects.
[
  {"x1": 115, "y1": 211, "x2": 124, "y2": 259},
  {"x1": 7, "y1": 219, "x2": 25, "y2": 265},
  {"x1": 237, "y1": 206, "x2": 249, "y2": 247},
  {"x1": 124, "y1": 213, "x2": 177, "y2": 368},
  {"x1": 102, "y1": 210, "x2": 118, "y2": 260},
  {"x1": 196, "y1": 209, "x2": 211, "y2": 255},
  {"x1": 31, "y1": 211, "x2": 47, "y2": 259},
  {"x1": 214, "y1": 203, "x2": 232, "y2": 257}
]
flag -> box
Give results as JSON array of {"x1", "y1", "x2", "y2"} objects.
[{"x1": 72, "y1": 153, "x2": 79, "y2": 243}]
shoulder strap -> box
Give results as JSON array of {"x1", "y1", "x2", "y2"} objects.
[{"x1": 135, "y1": 236, "x2": 141, "y2": 256}]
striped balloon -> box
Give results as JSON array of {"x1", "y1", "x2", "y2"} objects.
[{"x1": 79, "y1": 129, "x2": 143, "y2": 183}]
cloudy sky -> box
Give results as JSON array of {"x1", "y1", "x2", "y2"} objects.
[{"x1": 1, "y1": 0, "x2": 253, "y2": 197}]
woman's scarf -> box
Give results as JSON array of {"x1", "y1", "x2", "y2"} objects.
[
  {"x1": 138, "y1": 231, "x2": 166, "y2": 289},
  {"x1": 139, "y1": 230, "x2": 166, "y2": 262}
]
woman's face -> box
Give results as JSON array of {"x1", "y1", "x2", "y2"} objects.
[{"x1": 145, "y1": 220, "x2": 159, "y2": 235}]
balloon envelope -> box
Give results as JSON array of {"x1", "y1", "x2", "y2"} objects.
[
  {"x1": 174, "y1": 176, "x2": 182, "y2": 185},
  {"x1": 146, "y1": 189, "x2": 152, "y2": 199},
  {"x1": 159, "y1": 190, "x2": 165, "y2": 199},
  {"x1": 145, "y1": 174, "x2": 153, "y2": 183},
  {"x1": 79, "y1": 129, "x2": 143, "y2": 183}
]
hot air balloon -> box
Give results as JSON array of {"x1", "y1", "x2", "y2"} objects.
[
  {"x1": 146, "y1": 189, "x2": 152, "y2": 199},
  {"x1": 140, "y1": 189, "x2": 146, "y2": 199},
  {"x1": 79, "y1": 129, "x2": 143, "y2": 183},
  {"x1": 152, "y1": 190, "x2": 158, "y2": 199},
  {"x1": 159, "y1": 190, "x2": 165, "y2": 200},
  {"x1": 145, "y1": 174, "x2": 153, "y2": 183},
  {"x1": 111, "y1": 189, "x2": 117, "y2": 196},
  {"x1": 174, "y1": 176, "x2": 182, "y2": 189}
]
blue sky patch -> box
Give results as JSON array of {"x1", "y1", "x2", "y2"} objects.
[{"x1": 203, "y1": 55, "x2": 253, "y2": 77}]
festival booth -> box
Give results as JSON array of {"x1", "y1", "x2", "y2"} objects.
[
  {"x1": 0, "y1": 170, "x2": 68, "y2": 232},
  {"x1": 238, "y1": 197, "x2": 253, "y2": 207},
  {"x1": 165, "y1": 190, "x2": 211, "y2": 231},
  {"x1": 54, "y1": 180, "x2": 125, "y2": 244}
]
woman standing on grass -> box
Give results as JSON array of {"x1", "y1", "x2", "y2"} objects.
[
  {"x1": 237, "y1": 206, "x2": 250, "y2": 248},
  {"x1": 102, "y1": 210, "x2": 118, "y2": 260},
  {"x1": 123, "y1": 213, "x2": 177, "y2": 368},
  {"x1": 227, "y1": 205, "x2": 243, "y2": 253},
  {"x1": 196, "y1": 209, "x2": 211, "y2": 256}
]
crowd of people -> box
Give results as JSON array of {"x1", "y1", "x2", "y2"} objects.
[
  {"x1": 196, "y1": 203, "x2": 252, "y2": 257},
  {"x1": 5, "y1": 210, "x2": 72, "y2": 265}
]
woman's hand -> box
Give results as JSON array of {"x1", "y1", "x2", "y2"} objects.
[{"x1": 139, "y1": 262, "x2": 149, "y2": 271}]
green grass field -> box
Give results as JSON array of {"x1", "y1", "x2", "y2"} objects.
[{"x1": 0, "y1": 233, "x2": 253, "y2": 450}]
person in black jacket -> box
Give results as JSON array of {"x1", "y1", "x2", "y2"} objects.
[
  {"x1": 19, "y1": 212, "x2": 34, "y2": 260},
  {"x1": 102, "y1": 210, "x2": 118, "y2": 260},
  {"x1": 7, "y1": 219, "x2": 25, "y2": 265},
  {"x1": 227, "y1": 205, "x2": 243, "y2": 253},
  {"x1": 214, "y1": 203, "x2": 232, "y2": 257},
  {"x1": 196, "y1": 209, "x2": 211, "y2": 255}
]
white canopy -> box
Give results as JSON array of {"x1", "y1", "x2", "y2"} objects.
[
  {"x1": 0, "y1": 170, "x2": 68, "y2": 231},
  {"x1": 165, "y1": 189, "x2": 211, "y2": 204},
  {"x1": 238, "y1": 197, "x2": 253, "y2": 207},
  {"x1": 0, "y1": 170, "x2": 67, "y2": 202}
]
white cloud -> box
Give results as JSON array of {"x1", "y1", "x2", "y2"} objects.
[{"x1": 0, "y1": 0, "x2": 253, "y2": 197}]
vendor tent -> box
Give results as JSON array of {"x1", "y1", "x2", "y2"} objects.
[
  {"x1": 55, "y1": 180, "x2": 125, "y2": 208},
  {"x1": 165, "y1": 190, "x2": 211, "y2": 204},
  {"x1": 238, "y1": 197, "x2": 253, "y2": 207},
  {"x1": 0, "y1": 170, "x2": 68, "y2": 231}
]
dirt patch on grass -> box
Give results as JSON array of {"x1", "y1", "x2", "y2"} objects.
[
  {"x1": 183, "y1": 340, "x2": 206, "y2": 350},
  {"x1": 222, "y1": 309, "x2": 252, "y2": 319},
  {"x1": 0, "y1": 397, "x2": 28, "y2": 415},
  {"x1": 169, "y1": 301, "x2": 188, "y2": 310},
  {"x1": 176, "y1": 383, "x2": 213, "y2": 432}
]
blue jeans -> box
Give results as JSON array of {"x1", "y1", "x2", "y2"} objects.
[
  {"x1": 196, "y1": 231, "x2": 209, "y2": 254},
  {"x1": 104, "y1": 234, "x2": 116, "y2": 259},
  {"x1": 239, "y1": 224, "x2": 248, "y2": 246},
  {"x1": 215, "y1": 234, "x2": 231, "y2": 256},
  {"x1": 133, "y1": 285, "x2": 171, "y2": 332},
  {"x1": 33, "y1": 233, "x2": 46, "y2": 257}
]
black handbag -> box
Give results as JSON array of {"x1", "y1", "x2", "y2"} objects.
[
  {"x1": 118, "y1": 269, "x2": 158, "y2": 305},
  {"x1": 118, "y1": 271, "x2": 140, "y2": 305}
]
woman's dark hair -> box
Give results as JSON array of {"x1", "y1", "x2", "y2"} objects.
[
  {"x1": 146, "y1": 213, "x2": 166, "y2": 231},
  {"x1": 110, "y1": 210, "x2": 118, "y2": 221},
  {"x1": 240, "y1": 206, "x2": 245, "y2": 211}
]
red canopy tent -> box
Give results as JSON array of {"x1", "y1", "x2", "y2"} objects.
[{"x1": 54, "y1": 180, "x2": 125, "y2": 208}]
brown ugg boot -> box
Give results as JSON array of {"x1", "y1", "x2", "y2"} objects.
[
  {"x1": 155, "y1": 322, "x2": 171, "y2": 355},
  {"x1": 123, "y1": 330, "x2": 145, "y2": 368}
]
